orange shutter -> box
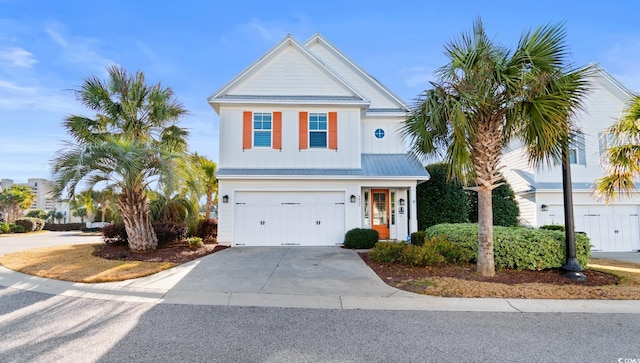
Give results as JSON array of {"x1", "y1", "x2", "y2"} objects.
[
  {"x1": 273, "y1": 111, "x2": 282, "y2": 150},
  {"x1": 242, "y1": 111, "x2": 252, "y2": 149},
  {"x1": 299, "y1": 111, "x2": 308, "y2": 150},
  {"x1": 328, "y1": 111, "x2": 338, "y2": 150}
]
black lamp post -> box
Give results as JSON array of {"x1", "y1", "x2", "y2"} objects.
[{"x1": 561, "y1": 142, "x2": 587, "y2": 281}]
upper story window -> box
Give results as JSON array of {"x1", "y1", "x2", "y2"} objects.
[
  {"x1": 569, "y1": 132, "x2": 586, "y2": 166},
  {"x1": 253, "y1": 112, "x2": 272, "y2": 147},
  {"x1": 309, "y1": 113, "x2": 328, "y2": 148},
  {"x1": 374, "y1": 128, "x2": 385, "y2": 139},
  {"x1": 243, "y1": 111, "x2": 281, "y2": 150}
]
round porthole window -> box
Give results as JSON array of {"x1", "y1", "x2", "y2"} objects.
[{"x1": 374, "y1": 128, "x2": 385, "y2": 139}]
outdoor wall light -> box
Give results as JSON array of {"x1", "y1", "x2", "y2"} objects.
[
  {"x1": 222, "y1": 195, "x2": 229, "y2": 203},
  {"x1": 399, "y1": 198, "x2": 405, "y2": 206},
  {"x1": 541, "y1": 204, "x2": 548, "y2": 211},
  {"x1": 350, "y1": 195, "x2": 356, "y2": 203}
]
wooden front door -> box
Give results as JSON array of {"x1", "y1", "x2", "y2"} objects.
[{"x1": 371, "y1": 189, "x2": 389, "y2": 239}]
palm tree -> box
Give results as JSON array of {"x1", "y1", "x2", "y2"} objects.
[
  {"x1": 0, "y1": 185, "x2": 36, "y2": 223},
  {"x1": 192, "y1": 153, "x2": 218, "y2": 219},
  {"x1": 594, "y1": 94, "x2": 640, "y2": 201},
  {"x1": 52, "y1": 66, "x2": 188, "y2": 251},
  {"x1": 404, "y1": 18, "x2": 590, "y2": 276}
]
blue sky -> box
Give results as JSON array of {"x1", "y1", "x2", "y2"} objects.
[{"x1": 1, "y1": 0, "x2": 639, "y2": 183}]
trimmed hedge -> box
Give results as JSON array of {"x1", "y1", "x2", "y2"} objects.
[
  {"x1": 467, "y1": 181, "x2": 520, "y2": 227},
  {"x1": 44, "y1": 223, "x2": 85, "y2": 231},
  {"x1": 424, "y1": 223, "x2": 591, "y2": 270},
  {"x1": 540, "y1": 224, "x2": 564, "y2": 231},
  {"x1": 15, "y1": 218, "x2": 45, "y2": 232},
  {"x1": 417, "y1": 163, "x2": 469, "y2": 230},
  {"x1": 343, "y1": 228, "x2": 379, "y2": 249}
]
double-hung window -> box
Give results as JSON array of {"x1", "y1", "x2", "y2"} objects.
[
  {"x1": 308, "y1": 113, "x2": 328, "y2": 148},
  {"x1": 253, "y1": 112, "x2": 272, "y2": 148}
]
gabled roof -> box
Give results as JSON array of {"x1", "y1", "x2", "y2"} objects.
[
  {"x1": 208, "y1": 34, "x2": 370, "y2": 114},
  {"x1": 304, "y1": 33, "x2": 409, "y2": 114},
  {"x1": 589, "y1": 63, "x2": 636, "y2": 102},
  {"x1": 217, "y1": 154, "x2": 430, "y2": 180}
]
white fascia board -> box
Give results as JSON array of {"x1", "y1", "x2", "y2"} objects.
[{"x1": 210, "y1": 98, "x2": 370, "y2": 107}]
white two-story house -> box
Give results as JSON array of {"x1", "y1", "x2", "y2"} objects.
[
  {"x1": 208, "y1": 34, "x2": 429, "y2": 246},
  {"x1": 502, "y1": 65, "x2": 640, "y2": 252}
]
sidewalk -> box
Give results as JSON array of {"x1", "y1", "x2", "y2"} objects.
[{"x1": 1, "y1": 241, "x2": 639, "y2": 313}]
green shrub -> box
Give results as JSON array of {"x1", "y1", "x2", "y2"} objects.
[
  {"x1": 0, "y1": 222, "x2": 9, "y2": 234},
  {"x1": 369, "y1": 241, "x2": 406, "y2": 263},
  {"x1": 14, "y1": 218, "x2": 45, "y2": 232},
  {"x1": 186, "y1": 236, "x2": 204, "y2": 248},
  {"x1": 467, "y1": 180, "x2": 520, "y2": 227},
  {"x1": 343, "y1": 228, "x2": 379, "y2": 249},
  {"x1": 540, "y1": 224, "x2": 564, "y2": 231},
  {"x1": 400, "y1": 243, "x2": 445, "y2": 267},
  {"x1": 424, "y1": 223, "x2": 591, "y2": 270},
  {"x1": 370, "y1": 238, "x2": 473, "y2": 267},
  {"x1": 417, "y1": 163, "x2": 469, "y2": 230},
  {"x1": 10, "y1": 224, "x2": 26, "y2": 233},
  {"x1": 410, "y1": 231, "x2": 426, "y2": 246}
]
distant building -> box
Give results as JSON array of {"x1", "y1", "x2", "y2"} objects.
[{"x1": 0, "y1": 178, "x2": 80, "y2": 223}]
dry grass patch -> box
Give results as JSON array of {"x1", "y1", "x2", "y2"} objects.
[{"x1": 0, "y1": 244, "x2": 176, "y2": 283}]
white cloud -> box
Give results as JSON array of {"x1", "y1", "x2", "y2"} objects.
[
  {"x1": 45, "y1": 24, "x2": 116, "y2": 73},
  {"x1": 0, "y1": 47, "x2": 37, "y2": 68}
]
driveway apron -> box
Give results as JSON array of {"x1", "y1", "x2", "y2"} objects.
[{"x1": 159, "y1": 247, "x2": 398, "y2": 297}]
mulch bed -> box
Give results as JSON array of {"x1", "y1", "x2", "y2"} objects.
[
  {"x1": 358, "y1": 252, "x2": 618, "y2": 286},
  {"x1": 94, "y1": 240, "x2": 228, "y2": 264}
]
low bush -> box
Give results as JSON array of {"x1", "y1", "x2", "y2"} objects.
[
  {"x1": 10, "y1": 224, "x2": 26, "y2": 233},
  {"x1": 540, "y1": 225, "x2": 564, "y2": 231},
  {"x1": 186, "y1": 236, "x2": 204, "y2": 249},
  {"x1": 44, "y1": 223, "x2": 85, "y2": 231},
  {"x1": 196, "y1": 218, "x2": 218, "y2": 242},
  {"x1": 369, "y1": 241, "x2": 407, "y2": 263},
  {"x1": 343, "y1": 228, "x2": 379, "y2": 249},
  {"x1": 410, "y1": 231, "x2": 426, "y2": 246},
  {"x1": 14, "y1": 218, "x2": 45, "y2": 232},
  {"x1": 102, "y1": 224, "x2": 128, "y2": 246},
  {"x1": 0, "y1": 222, "x2": 9, "y2": 234},
  {"x1": 424, "y1": 223, "x2": 591, "y2": 270},
  {"x1": 154, "y1": 222, "x2": 188, "y2": 246},
  {"x1": 371, "y1": 237, "x2": 473, "y2": 267}
]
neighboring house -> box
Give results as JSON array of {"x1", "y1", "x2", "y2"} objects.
[
  {"x1": 208, "y1": 34, "x2": 429, "y2": 246},
  {"x1": 501, "y1": 65, "x2": 640, "y2": 252}
]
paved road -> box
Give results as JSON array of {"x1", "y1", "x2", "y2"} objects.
[
  {"x1": 0, "y1": 231, "x2": 102, "y2": 255},
  {"x1": 1, "y1": 286, "x2": 639, "y2": 363}
]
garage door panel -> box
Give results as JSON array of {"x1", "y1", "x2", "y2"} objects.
[{"x1": 234, "y1": 192, "x2": 345, "y2": 246}]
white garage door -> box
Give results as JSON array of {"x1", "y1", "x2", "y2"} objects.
[
  {"x1": 234, "y1": 191, "x2": 345, "y2": 246},
  {"x1": 548, "y1": 205, "x2": 640, "y2": 251}
]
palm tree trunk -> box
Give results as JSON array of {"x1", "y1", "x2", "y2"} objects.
[
  {"x1": 476, "y1": 187, "x2": 495, "y2": 276},
  {"x1": 118, "y1": 188, "x2": 157, "y2": 251},
  {"x1": 205, "y1": 193, "x2": 212, "y2": 219}
]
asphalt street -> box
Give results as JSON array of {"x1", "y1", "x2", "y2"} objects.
[{"x1": 1, "y1": 286, "x2": 639, "y2": 363}]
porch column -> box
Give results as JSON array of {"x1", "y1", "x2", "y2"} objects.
[{"x1": 409, "y1": 184, "x2": 418, "y2": 233}]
